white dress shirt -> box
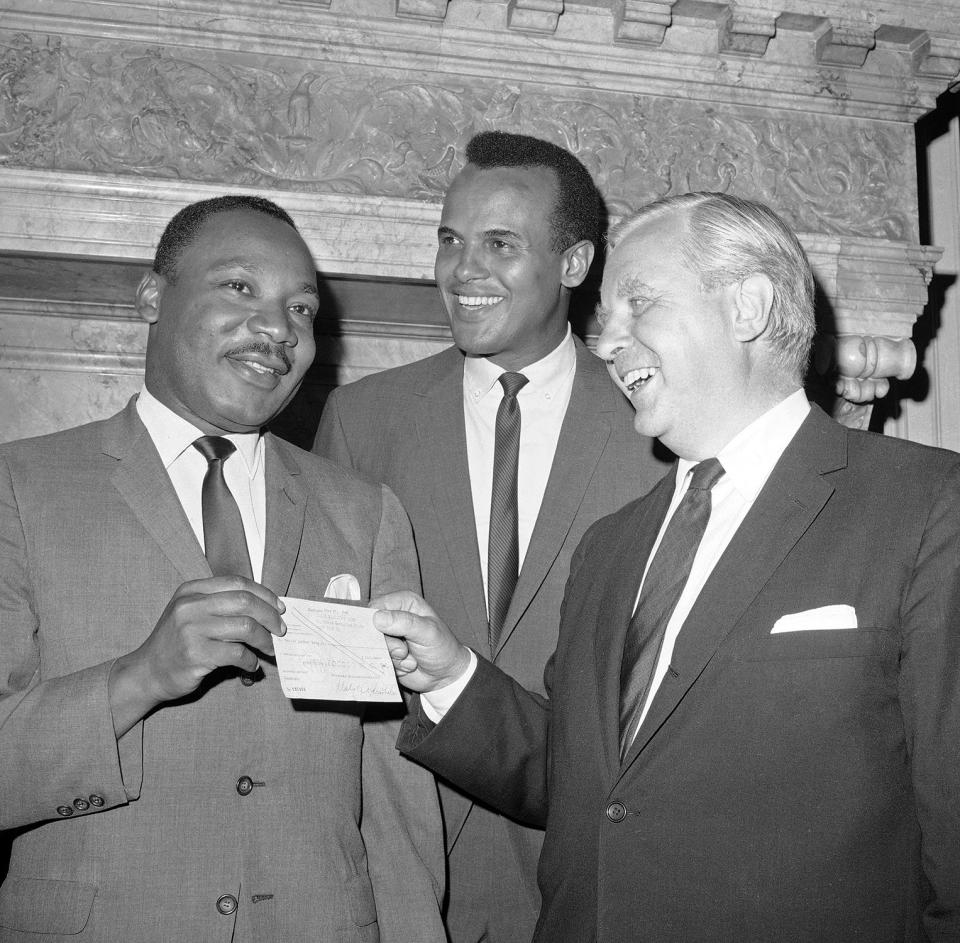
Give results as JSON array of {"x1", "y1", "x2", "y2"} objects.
[
  {"x1": 627, "y1": 388, "x2": 810, "y2": 736},
  {"x1": 136, "y1": 387, "x2": 267, "y2": 581},
  {"x1": 425, "y1": 389, "x2": 811, "y2": 722},
  {"x1": 463, "y1": 326, "x2": 576, "y2": 613}
]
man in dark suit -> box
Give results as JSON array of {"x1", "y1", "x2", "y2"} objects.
[
  {"x1": 314, "y1": 132, "x2": 668, "y2": 942},
  {"x1": 373, "y1": 192, "x2": 960, "y2": 942},
  {"x1": 0, "y1": 195, "x2": 444, "y2": 941}
]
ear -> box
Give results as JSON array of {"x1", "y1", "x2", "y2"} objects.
[
  {"x1": 135, "y1": 271, "x2": 164, "y2": 325},
  {"x1": 559, "y1": 240, "x2": 595, "y2": 290},
  {"x1": 731, "y1": 273, "x2": 774, "y2": 343}
]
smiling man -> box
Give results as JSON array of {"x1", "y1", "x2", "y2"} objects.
[
  {"x1": 314, "y1": 132, "x2": 668, "y2": 942},
  {"x1": 374, "y1": 192, "x2": 960, "y2": 942},
  {"x1": 0, "y1": 195, "x2": 445, "y2": 942}
]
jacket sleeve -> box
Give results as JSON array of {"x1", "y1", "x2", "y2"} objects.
[
  {"x1": 0, "y1": 453, "x2": 142, "y2": 832},
  {"x1": 899, "y1": 460, "x2": 960, "y2": 939},
  {"x1": 360, "y1": 484, "x2": 445, "y2": 943}
]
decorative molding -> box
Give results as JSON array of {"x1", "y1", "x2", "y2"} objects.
[
  {"x1": 396, "y1": 0, "x2": 450, "y2": 20},
  {"x1": 1, "y1": 4, "x2": 957, "y2": 121},
  {"x1": 0, "y1": 43, "x2": 920, "y2": 240},
  {"x1": 614, "y1": 1, "x2": 674, "y2": 45},
  {"x1": 507, "y1": 0, "x2": 563, "y2": 34}
]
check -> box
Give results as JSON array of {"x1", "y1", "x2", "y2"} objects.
[{"x1": 275, "y1": 597, "x2": 401, "y2": 702}]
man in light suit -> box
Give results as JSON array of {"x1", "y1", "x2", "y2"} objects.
[
  {"x1": 0, "y1": 195, "x2": 445, "y2": 942},
  {"x1": 374, "y1": 192, "x2": 960, "y2": 941},
  {"x1": 314, "y1": 132, "x2": 668, "y2": 942}
]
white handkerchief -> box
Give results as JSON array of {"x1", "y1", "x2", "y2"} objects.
[
  {"x1": 324, "y1": 573, "x2": 361, "y2": 601},
  {"x1": 770, "y1": 604, "x2": 858, "y2": 634}
]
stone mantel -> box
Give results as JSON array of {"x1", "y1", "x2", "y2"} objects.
[{"x1": 1, "y1": 0, "x2": 958, "y2": 443}]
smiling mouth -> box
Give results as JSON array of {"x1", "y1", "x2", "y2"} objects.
[
  {"x1": 455, "y1": 294, "x2": 504, "y2": 308},
  {"x1": 622, "y1": 367, "x2": 659, "y2": 392},
  {"x1": 226, "y1": 343, "x2": 291, "y2": 379}
]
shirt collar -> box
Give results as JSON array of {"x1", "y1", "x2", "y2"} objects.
[
  {"x1": 676, "y1": 389, "x2": 810, "y2": 500},
  {"x1": 135, "y1": 386, "x2": 263, "y2": 477},
  {"x1": 463, "y1": 325, "x2": 575, "y2": 400}
]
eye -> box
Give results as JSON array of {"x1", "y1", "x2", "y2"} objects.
[
  {"x1": 438, "y1": 232, "x2": 460, "y2": 248},
  {"x1": 224, "y1": 279, "x2": 251, "y2": 294},
  {"x1": 489, "y1": 238, "x2": 513, "y2": 251},
  {"x1": 289, "y1": 301, "x2": 318, "y2": 321}
]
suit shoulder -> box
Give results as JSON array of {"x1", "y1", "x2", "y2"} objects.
[
  {"x1": 0, "y1": 415, "x2": 116, "y2": 471},
  {"x1": 845, "y1": 427, "x2": 960, "y2": 483},
  {"x1": 270, "y1": 434, "x2": 384, "y2": 497},
  {"x1": 327, "y1": 347, "x2": 460, "y2": 405}
]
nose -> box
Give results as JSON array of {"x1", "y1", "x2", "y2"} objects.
[
  {"x1": 595, "y1": 310, "x2": 630, "y2": 364},
  {"x1": 246, "y1": 301, "x2": 297, "y2": 346},
  {"x1": 452, "y1": 243, "x2": 488, "y2": 282}
]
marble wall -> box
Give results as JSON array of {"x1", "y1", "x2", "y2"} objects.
[{"x1": 1, "y1": 0, "x2": 958, "y2": 445}]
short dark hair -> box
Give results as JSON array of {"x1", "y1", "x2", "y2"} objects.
[
  {"x1": 464, "y1": 131, "x2": 599, "y2": 252},
  {"x1": 153, "y1": 195, "x2": 299, "y2": 281}
]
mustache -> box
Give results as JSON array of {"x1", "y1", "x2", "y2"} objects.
[{"x1": 226, "y1": 341, "x2": 292, "y2": 372}]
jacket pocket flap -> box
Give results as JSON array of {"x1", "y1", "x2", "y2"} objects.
[{"x1": 0, "y1": 877, "x2": 97, "y2": 934}]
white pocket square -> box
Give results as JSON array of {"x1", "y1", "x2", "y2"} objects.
[
  {"x1": 770, "y1": 604, "x2": 857, "y2": 634},
  {"x1": 324, "y1": 573, "x2": 362, "y2": 601}
]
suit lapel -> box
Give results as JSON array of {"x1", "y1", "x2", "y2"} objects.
[
  {"x1": 261, "y1": 435, "x2": 307, "y2": 597},
  {"x1": 495, "y1": 341, "x2": 618, "y2": 657},
  {"x1": 595, "y1": 473, "x2": 676, "y2": 776},
  {"x1": 104, "y1": 399, "x2": 210, "y2": 581},
  {"x1": 415, "y1": 350, "x2": 490, "y2": 651},
  {"x1": 619, "y1": 408, "x2": 846, "y2": 774}
]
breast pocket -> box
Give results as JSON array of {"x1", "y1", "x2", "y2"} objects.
[{"x1": 744, "y1": 627, "x2": 897, "y2": 662}]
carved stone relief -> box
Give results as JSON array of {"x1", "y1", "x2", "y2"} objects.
[{"x1": 0, "y1": 29, "x2": 916, "y2": 241}]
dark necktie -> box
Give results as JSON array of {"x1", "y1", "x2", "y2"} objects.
[
  {"x1": 618, "y1": 457, "x2": 725, "y2": 759},
  {"x1": 193, "y1": 436, "x2": 254, "y2": 580},
  {"x1": 487, "y1": 371, "x2": 529, "y2": 654}
]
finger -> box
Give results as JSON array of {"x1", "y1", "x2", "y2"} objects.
[
  {"x1": 373, "y1": 608, "x2": 433, "y2": 642},
  {"x1": 179, "y1": 576, "x2": 285, "y2": 616},
  {"x1": 196, "y1": 590, "x2": 286, "y2": 638},
  {"x1": 369, "y1": 590, "x2": 437, "y2": 619},
  {"x1": 212, "y1": 614, "x2": 281, "y2": 657},
  {"x1": 216, "y1": 640, "x2": 261, "y2": 674},
  {"x1": 383, "y1": 636, "x2": 409, "y2": 660}
]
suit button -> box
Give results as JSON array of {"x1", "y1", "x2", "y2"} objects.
[
  {"x1": 606, "y1": 801, "x2": 627, "y2": 823},
  {"x1": 236, "y1": 776, "x2": 254, "y2": 796},
  {"x1": 240, "y1": 672, "x2": 256, "y2": 687},
  {"x1": 89, "y1": 794, "x2": 105, "y2": 807},
  {"x1": 73, "y1": 798, "x2": 90, "y2": 812},
  {"x1": 216, "y1": 894, "x2": 238, "y2": 916},
  {"x1": 56, "y1": 805, "x2": 74, "y2": 817}
]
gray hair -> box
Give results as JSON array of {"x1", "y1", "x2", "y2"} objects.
[{"x1": 608, "y1": 192, "x2": 816, "y2": 379}]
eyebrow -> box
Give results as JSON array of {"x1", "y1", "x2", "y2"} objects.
[
  {"x1": 437, "y1": 225, "x2": 524, "y2": 241},
  {"x1": 209, "y1": 259, "x2": 319, "y2": 296},
  {"x1": 615, "y1": 273, "x2": 655, "y2": 299}
]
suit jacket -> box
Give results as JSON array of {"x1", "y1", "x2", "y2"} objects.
[
  {"x1": 400, "y1": 406, "x2": 960, "y2": 943},
  {"x1": 315, "y1": 340, "x2": 668, "y2": 919},
  {"x1": 0, "y1": 399, "x2": 445, "y2": 943}
]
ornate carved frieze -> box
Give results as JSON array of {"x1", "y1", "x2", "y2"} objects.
[{"x1": 0, "y1": 30, "x2": 918, "y2": 241}]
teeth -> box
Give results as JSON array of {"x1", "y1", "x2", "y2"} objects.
[
  {"x1": 239, "y1": 360, "x2": 279, "y2": 376},
  {"x1": 457, "y1": 295, "x2": 503, "y2": 307},
  {"x1": 623, "y1": 367, "x2": 658, "y2": 392}
]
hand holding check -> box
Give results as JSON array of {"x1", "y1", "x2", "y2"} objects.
[{"x1": 372, "y1": 591, "x2": 473, "y2": 693}]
